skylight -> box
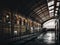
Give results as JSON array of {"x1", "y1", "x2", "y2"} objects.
[
  {"x1": 56, "y1": 2, "x2": 60, "y2": 6},
  {"x1": 49, "y1": 10, "x2": 54, "y2": 13},
  {"x1": 49, "y1": 6, "x2": 54, "y2": 10},
  {"x1": 48, "y1": 1, "x2": 54, "y2": 6}
]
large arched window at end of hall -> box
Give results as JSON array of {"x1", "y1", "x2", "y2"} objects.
[{"x1": 43, "y1": 19, "x2": 56, "y2": 29}]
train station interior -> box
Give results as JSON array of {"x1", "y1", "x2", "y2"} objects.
[{"x1": 0, "y1": 0, "x2": 60, "y2": 45}]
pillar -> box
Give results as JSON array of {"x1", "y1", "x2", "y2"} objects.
[{"x1": 11, "y1": 11, "x2": 14, "y2": 37}]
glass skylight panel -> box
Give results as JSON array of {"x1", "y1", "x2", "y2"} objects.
[
  {"x1": 39, "y1": 20, "x2": 43, "y2": 22},
  {"x1": 49, "y1": 10, "x2": 54, "y2": 13},
  {"x1": 36, "y1": 9, "x2": 41, "y2": 13},
  {"x1": 50, "y1": 12, "x2": 54, "y2": 17},
  {"x1": 37, "y1": 12, "x2": 41, "y2": 15},
  {"x1": 56, "y1": 2, "x2": 60, "y2": 6},
  {"x1": 39, "y1": 14, "x2": 44, "y2": 17},
  {"x1": 49, "y1": 11, "x2": 54, "y2": 17},
  {"x1": 49, "y1": 6, "x2": 54, "y2": 10},
  {"x1": 42, "y1": 9, "x2": 47, "y2": 13},
  {"x1": 34, "y1": 7, "x2": 40, "y2": 12},
  {"x1": 42, "y1": 6, "x2": 47, "y2": 10},
  {"x1": 43, "y1": 19, "x2": 47, "y2": 21},
  {"x1": 42, "y1": 17, "x2": 46, "y2": 20},
  {"x1": 48, "y1": 1, "x2": 54, "y2": 6},
  {"x1": 46, "y1": 16, "x2": 50, "y2": 19},
  {"x1": 44, "y1": 12, "x2": 48, "y2": 15},
  {"x1": 50, "y1": 12, "x2": 54, "y2": 15}
]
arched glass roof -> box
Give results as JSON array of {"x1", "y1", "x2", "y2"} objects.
[{"x1": 0, "y1": 0, "x2": 60, "y2": 24}]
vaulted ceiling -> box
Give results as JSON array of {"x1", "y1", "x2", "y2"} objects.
[{"x1": 0, "y1": 0, "x2": 60, "y2": 24}]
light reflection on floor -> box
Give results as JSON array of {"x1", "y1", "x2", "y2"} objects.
[{"x1": 37, "y1": 31, "x2": 55, "y2": 44}]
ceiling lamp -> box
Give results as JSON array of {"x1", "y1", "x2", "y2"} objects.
[{"x1": 6, "y1": 15, "x2": 9, "y2": 18}]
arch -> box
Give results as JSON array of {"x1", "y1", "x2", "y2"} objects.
[{"x1": 43, "y1": 19, "x2": 56, "y2": 29}]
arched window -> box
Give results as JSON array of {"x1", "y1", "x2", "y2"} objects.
[{"x1": 43, "y1": 19, "x2": 56, "y2": 29}]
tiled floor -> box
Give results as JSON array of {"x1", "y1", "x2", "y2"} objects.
[{"x1": 24, "y1": 31, "x2": 56, "y2": 45}]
